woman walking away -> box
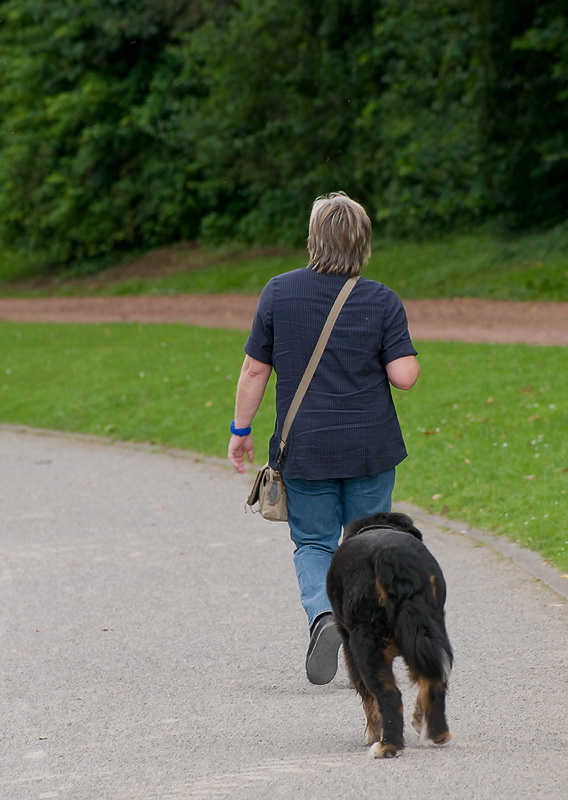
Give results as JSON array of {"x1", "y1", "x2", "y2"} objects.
[{"x1": 228, "y1": 191, "x2": 419, "y2": 685}]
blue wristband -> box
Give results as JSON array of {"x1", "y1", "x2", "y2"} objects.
[{"x1": 230, "y1": 420, "x2": 252, "y2": 437}]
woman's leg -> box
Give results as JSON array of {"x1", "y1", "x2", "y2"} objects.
[
  {"x1": 340, "y1": 470, "x2": 396, "y2": 527},
  {"x1": 283, "y1": 477, "x2": 343, "y2": 628},
  {"x1": 284, "y1": 476, "x2": 345, "y2": 683}
]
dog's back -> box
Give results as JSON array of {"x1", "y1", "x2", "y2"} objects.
[{"x1": 327, "y1": 512, "x2": 453, "y2": 758}]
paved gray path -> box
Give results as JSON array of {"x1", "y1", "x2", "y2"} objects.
[{"x1": 1, "y1": 428, "x2": 567, "y2": 800}]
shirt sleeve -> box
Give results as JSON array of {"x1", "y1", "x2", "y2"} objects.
[
  {"x1": 243, "y1": 279, "x2": 274, "y2": 366},
  {"x1": 380, "y1": 290, "x2": 418, "y2": 366}
]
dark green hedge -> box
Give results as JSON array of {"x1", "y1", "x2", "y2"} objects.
[{"x1": 0, "y1": 0, "x2": 566, "y2": 269}]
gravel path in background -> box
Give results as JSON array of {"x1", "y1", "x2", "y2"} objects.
[{"x1": 0, "y1": 295, "x2": 567, "y2": 344}]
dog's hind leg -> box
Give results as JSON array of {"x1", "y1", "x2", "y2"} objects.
[
  {"x1": 343, "y1": 642, "x2": 382, "y2": 744},
  {"x1": 350, "y1": 634, "x2": 404, "y2": 759},
  {"x1": 407, "y1": 668, "x2": 425, "y2": 735},
  {"x1": 415, "y1": 677, "x2": 451, "y2": 745},
  {"x1": 411, "y1": 691, "x2": 424, "y2": 735}
]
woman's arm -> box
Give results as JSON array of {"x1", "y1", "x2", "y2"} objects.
[
  {"x1": 385, "y1": 355, "x2": 420, "y2": 390},
  {"x1": 228, "y1": 355, "x2": 273, "y2": 473}
]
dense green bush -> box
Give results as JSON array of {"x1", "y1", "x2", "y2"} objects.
[
  {"x1": 474, "y1": 1, "x2": 568, "y2": 228},
  {"x1": 0, "y1": 0, "x2": 204, "y2": 268},
  {"x1": 0, "y1": 0, "x2": 565, "y2": 270}
]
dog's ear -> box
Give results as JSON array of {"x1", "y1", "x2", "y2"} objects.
[{"x1": 386, "y1": 512, "x2": 423, "y2": 540}]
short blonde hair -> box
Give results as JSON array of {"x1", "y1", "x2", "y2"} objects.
[{"x1": 307, "y1": 191, "x2": 372, "y2": 275}]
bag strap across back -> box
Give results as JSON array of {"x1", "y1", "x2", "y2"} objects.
[{"x1": 277, "y1": 275, "x2": 359, "y2": 462}]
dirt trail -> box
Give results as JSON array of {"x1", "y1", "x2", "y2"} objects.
[{"x1": 0, "y1": 295, "x2": 566, "y2": 345}]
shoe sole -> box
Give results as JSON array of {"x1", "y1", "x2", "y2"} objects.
[{"x1": 306, "y1": 620, "x2": 342, "y2": 685}]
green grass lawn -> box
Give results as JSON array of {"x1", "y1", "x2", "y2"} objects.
[
  {"x1": 1, "y1": 321, "x2": 566, "y2": 571},
  {"x1": 2, "y1": 224, "x2": 567, "y2": 301},
  {"x1": 141, "y1": 228, "x2": 568, "y2": 301}
]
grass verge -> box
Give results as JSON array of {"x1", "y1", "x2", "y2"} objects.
[
  {"x1": 2, "y1": 225, "x2": 567, "y2": 301},
  {"x1": 1, "y1": 321, "x2": 566, "y2": 570}
]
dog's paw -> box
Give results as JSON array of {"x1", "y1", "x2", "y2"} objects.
[
  {"x1": 368, "y1": 742, "x2": 400, "y2": 759},
  {"x1": 430, "y1": 731, "x2": 451, "y2": 746}
]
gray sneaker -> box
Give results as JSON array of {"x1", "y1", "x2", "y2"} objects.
[{"x1": 305, "y1": 614, "x2": 342, "y2": 685}]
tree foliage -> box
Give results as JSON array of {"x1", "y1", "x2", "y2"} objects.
[
  {"x1": 353, "y1": 0, "x2": 485, "y2": 234},
  {"x1": 0, "y1": 0, "x2": 565, "y2": 270},
  {"x1": 0, "y1": 0, "x2": 204, "y2": 267},
  {"x1": 475, "y1": 0, "x2": 568, "y2": 228}
]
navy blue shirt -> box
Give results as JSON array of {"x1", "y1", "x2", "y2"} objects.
[{"x1": 244, "y1": 268, "x2": 417, "y2": 480}]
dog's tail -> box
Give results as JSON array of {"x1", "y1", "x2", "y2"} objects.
[{"x1": 394, "y1": 600, "x2": 453, "y2": 683}]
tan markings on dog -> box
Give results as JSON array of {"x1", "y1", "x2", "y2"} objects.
[
  {"x1": 384, "y1": 640, "x2": 400, "y2": 666},
  {"x1": 411, "y1": 694, "x2": 424, "y2": 734},
  {"x1": 365, "y1": 724, "x2": 381, "y2": 746},
  {"x1": 377, "y1": 641, "x2": 400, "y2": 692},
  {"x1": 362, "y1": 693, "x2": 382, "y2": 744},
  {"x1": 375, "y1": 581, "x2": 388, "y2": 607},
  {"x1": 418, "y1": 677, "x2": 444, "y2": 712},
  {"x1": 430, "y1": 574, "x2": 438, "y2": 603},
  {"x1": 408, "y1": 667, "x2": 420, "y2": 684},
  {"x1": 417, "y1": 677, "x2": 432, "y2": 716}
]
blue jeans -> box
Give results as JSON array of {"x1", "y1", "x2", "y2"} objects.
[{"x1": 283, "y1": 471, "x2": 396, "y2": 628}]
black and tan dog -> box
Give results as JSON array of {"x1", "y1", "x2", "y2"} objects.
[{"x1": 327, "y1": 512, "x2": 453, "y2": 759}]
